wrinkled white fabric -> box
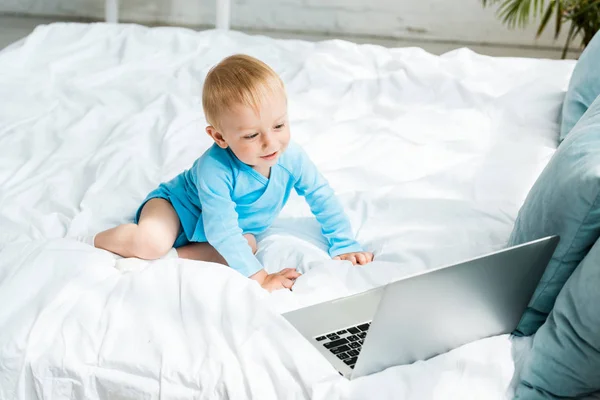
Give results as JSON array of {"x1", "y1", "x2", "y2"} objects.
[{"x1": 0, "y1": 23, "x2": 575, "y2": 399}]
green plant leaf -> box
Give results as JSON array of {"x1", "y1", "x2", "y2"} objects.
[
  {"x1": 555, "y1": 0, "x2": 563, "y2": 39},
  {"x1": 537, "y1": 1, "x2": 555, "y2": 37},
  {"x1": 562, "y1": 22, "x2": 578, "y2": 58},
  {"x1": 499, "y1": 0, "x2": 528, "y2": 27},
  {"x1": 519, "y1": 0, "x2": 533, "y2": 27}
]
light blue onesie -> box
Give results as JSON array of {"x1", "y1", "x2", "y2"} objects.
[{"x1": 135, "y1": 141, "x2": 362, "y2": 277}]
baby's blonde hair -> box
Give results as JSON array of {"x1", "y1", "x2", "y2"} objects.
[{"x1": 202, "y1": 54, "x2": 285, "y2": 130}]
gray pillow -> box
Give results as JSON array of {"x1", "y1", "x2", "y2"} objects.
[
  {"x1": 514, "y1": 235, "x2": 600, "y2": 399},
  {"x1": 508, "y1": 93, "x2": 600, "y2": 336},
  {"x1": 560, "y1": 30, "x2": 600, "y2": 142}
]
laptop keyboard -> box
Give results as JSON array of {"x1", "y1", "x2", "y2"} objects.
[{"x1": 314, "y1": 322, "x2": 371, "y2": 369}]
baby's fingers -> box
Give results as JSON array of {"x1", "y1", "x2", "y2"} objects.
[
  {"x1": 282, "y1": 277, "x2": 295, "y2": 289},
  {"x1": 334, "y1": 254, "x2": 357, "y2": 264},
  {"x1": 356, "y1": 253, "x2": 367, "y2": 265},
  {"x1": 282, "y1": 269, "x2": 301, "y2": 279}
]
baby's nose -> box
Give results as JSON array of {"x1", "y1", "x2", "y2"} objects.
[{"x1": 262, "y1": 132, "x2": 274, "y2": 147}]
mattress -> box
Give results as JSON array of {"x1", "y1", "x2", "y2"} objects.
[{"x1": 0, "y1": 23, "x2": 575, "y2": 399}]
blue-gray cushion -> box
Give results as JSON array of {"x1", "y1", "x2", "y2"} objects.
[
  {"x1": 509, "y1": 93, "x2": 600, "y2": 336},
  {"x1": 514, "y1": 236, "x2": 600, "y2": 399},
  {"x1": 560, "y1": 30, "x2": 600, "y2": 143}
]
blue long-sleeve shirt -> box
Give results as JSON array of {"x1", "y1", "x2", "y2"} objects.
[{"x1": 158, "y1": 141, "x2": 362, "y2": 276}]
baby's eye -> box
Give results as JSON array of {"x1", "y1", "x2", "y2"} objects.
[
  {"x1": 275, "y1": 123, "x2": 285, "y2": 129},
  {"x1": 244, "y1": 133, "x2": 259, "y2": 139}
]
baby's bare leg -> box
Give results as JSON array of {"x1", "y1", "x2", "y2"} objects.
[
  {"x1": 176, "y1": 233, "x2": 257, "y2": 265},
  {"x1": 94, "y1": 198, "x2": 180, "y2": 259}
]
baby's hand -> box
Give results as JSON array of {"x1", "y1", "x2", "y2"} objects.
[
  {"x1": 333, "y1": 251, "x2": 374, "y2": 265},
  {"x1": 252, "y1": 268, "x2": 301, "y2": 292}
]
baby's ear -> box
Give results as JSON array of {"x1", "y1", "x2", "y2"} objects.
[{"x1": 206, "y1": 126, "x2": 228, "y2": 149}]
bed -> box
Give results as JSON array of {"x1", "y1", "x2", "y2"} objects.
[{"x1": 0, "y1": 23, "x2": 575, "y2": 399}]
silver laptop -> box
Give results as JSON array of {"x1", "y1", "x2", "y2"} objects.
[{"x1": 283, "y1": 236, "x2": 559, "y2": 379}]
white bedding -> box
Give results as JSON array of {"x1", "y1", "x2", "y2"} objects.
[{"x1": 0, "y1": 23, "x2": 575, "y2": 399}]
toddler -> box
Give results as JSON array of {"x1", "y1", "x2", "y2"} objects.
[{"x1": 92, "y1": 54, "x2": 374, "y2": 291}]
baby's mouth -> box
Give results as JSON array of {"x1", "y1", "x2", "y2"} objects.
[{"x1": 260, "y1": 151, "x2": 278, "y2": 160}]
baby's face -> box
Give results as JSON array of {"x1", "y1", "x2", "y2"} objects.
[{"x1": 215, "y1": 89, "x2": 290, "y2": 174}]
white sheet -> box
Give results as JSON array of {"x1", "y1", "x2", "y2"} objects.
[{"x1": 0, "y1": 23, "x2": 575, "y2": 399}]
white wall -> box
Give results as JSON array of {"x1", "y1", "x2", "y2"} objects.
[{"x1": 1, "y1": 0, "x2": 573, "y2": 48}]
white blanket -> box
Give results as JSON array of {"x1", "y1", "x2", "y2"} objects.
[{"x1": 0, "y1": 23, "x2": 574, "y2": 399}]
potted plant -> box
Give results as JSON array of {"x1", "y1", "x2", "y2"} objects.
[{"x1": 482, "y1": 0, "x2": 600, "y2": 58}]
